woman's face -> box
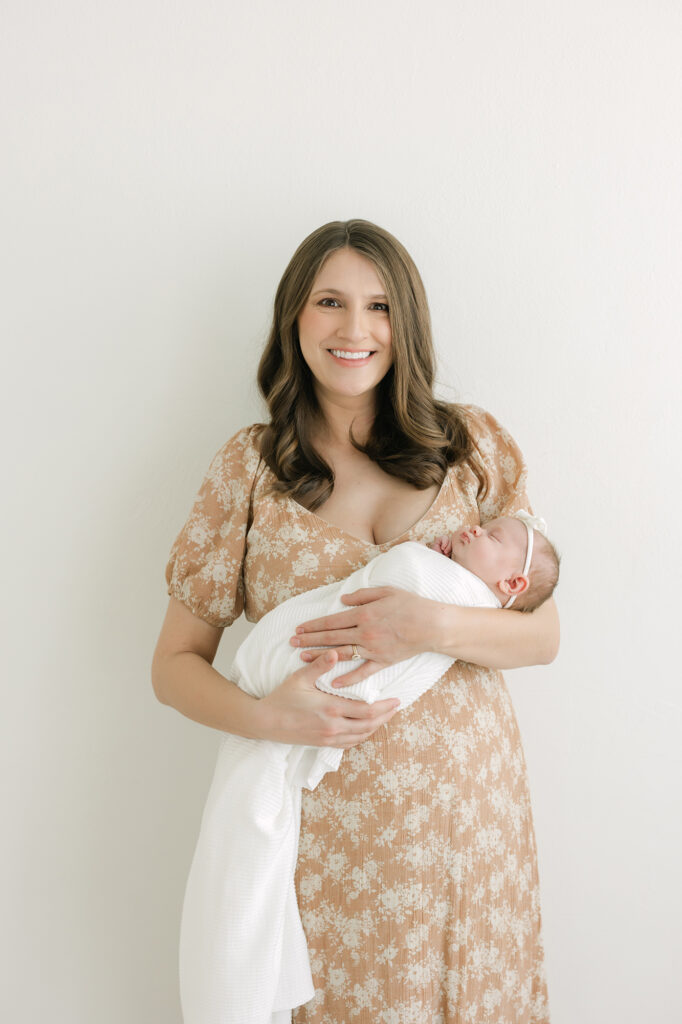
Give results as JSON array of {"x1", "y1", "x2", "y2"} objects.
[{"x1": 297, "y1": 247, "x2": 393, "y2": 407}]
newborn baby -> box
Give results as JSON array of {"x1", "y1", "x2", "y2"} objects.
[{"x1": 428, "y1": 511, "x2": 560, "y2": 612}]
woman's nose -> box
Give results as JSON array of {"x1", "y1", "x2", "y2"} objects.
[{"x1": 338, "y1": 308, "x2": 368, "y2": 342}]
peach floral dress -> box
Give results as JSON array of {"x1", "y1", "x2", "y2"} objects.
[{"x1": 165, "y1": 405, "x2": 551, "y2": 1024}]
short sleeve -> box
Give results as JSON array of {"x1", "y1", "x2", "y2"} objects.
[
  {"x1": 164, "y1": 425, "x2": 262, "y2": 628},
  {"x1": 462, "y1": 405, "x2": 534, "y2": 522}
]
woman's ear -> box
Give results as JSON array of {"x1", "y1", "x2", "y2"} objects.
[{"x1": 498, "y1": 574, "x2": 529, "y2": 597}]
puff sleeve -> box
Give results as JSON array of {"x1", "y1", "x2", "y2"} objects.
[
  {"x1": 164, "y1": 426, "x2": 262, "y2": 628},
  {"x1": 462, "y1": 405, "x2": 534, "y2": 521}
]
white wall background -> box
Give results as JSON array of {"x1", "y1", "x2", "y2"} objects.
[{"x1": 3, "y1": 2, "x2": 680, "y2": 1021}]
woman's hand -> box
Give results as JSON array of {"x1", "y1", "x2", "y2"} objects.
[
  {"x1": 289, "y1": 587, "x2": 446, "y2": 688},
  {"x1": 257, "y1": 650, "x2": 401, "y2": 748}
]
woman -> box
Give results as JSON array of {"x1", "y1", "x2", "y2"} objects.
[{"x1": 152, "y1": 219, "x2": 558, "y2": 1023}]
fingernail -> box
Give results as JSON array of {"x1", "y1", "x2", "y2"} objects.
[
  {"x1": 301, "y1": 652, "x2": 311, "y2": 661},
  {"x1": 290, "y1": 637, "x2": 299, "y2": 646},
  {"x1": 296, "y1": 627, "x2": 304, "y2": 634}
]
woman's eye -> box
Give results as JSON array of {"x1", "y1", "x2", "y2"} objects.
[{"x1": 317, "y1": 298, "x2": 388, "y2": 311}]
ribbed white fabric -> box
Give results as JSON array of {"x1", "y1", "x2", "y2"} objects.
[{"x1": 179, "y1": 542, "x2": 500, "y2": 1024}]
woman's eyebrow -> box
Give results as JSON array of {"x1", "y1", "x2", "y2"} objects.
[{"x1": 310, "y1": 287, "x2": 388, "y2": 300}]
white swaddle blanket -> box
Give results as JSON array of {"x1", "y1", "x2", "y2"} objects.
[{"x1": 179, "y1": 542, "x2": 500, "y2": 1024}]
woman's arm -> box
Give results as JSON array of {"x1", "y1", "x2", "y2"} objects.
[
  {"x1": 151, "y1": 597, "x2": 401, "y2": 746},
  {"x1": 430, "y1": 594, "x2": 560, "y2": 669},
  {"x1": 292, "y1": 589, "x2": 560, "y2": 680}
]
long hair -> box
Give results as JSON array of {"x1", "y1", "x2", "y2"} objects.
[{"x1": 256, "y1": 219, "x2": 487, "y2": 510}]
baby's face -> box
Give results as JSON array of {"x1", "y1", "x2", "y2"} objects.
[{"x1": 449, "y1": 516, "x2": 528, "y2": 593}]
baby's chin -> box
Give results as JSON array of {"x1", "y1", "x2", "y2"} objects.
[
  {"x1": 450, "y1": 551, "x2": 483, "y2": 576},
  {"x1": 451, "y1": 552, "x2": 498, "y2": 594}
]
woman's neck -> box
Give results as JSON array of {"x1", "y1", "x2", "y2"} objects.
[{"x1": 313, "y1": 392, "x2": 376, "y2": 449}]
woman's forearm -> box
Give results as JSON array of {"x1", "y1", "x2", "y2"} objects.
[
  {"x1": 430, "y1": 596, "x2": 560, "y2": 670},
  {"x1": 152, "y1": 651, "x2": 268, "y2": 738},
  {"x1": 152, "y1": 647, "x2": 401, "y2": 747}
]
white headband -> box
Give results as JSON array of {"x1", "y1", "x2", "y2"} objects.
[{"x1": 503, "y1": 510, "x2": 548, "y2": 609}]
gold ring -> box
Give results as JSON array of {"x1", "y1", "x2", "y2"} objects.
[{"x1": 351, "y1": 643, "x2": 361, "y2": 660}]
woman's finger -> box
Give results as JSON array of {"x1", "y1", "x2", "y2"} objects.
[
  {"x1": 293, "y1": 608, "x2": 359, "y2": 635},
  {"x1": 338, "y1": 693, "x2": 399, "y2": 719},
  {"x1": 293, "y1": 588, "x2": 392, "y2": 636},
  {"x1": 298, "y1": 647, "x2": 336, "y2": 661},
  {"x1": 291, "y1": 628, "x2": 361, "y2": 648},
  {"x1": 339, "y1": 586, "x2": 394, "y2": 606},
  {"x1": 300, "y1": 644, "x2": 359, "y2": 662},
  {"x1": 300, "y1": 644, "x2": 360, "y2": 662},
  {"x1": 334, "y1": 706, "x2": 401, "y2": 747},
  {"x1": 329, "y1": 660, "x2": 389, "y2": 689}
]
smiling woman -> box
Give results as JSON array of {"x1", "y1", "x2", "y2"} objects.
[
  {"x1": 296, "y1": 248, "x2": 393, "y2": 402},
  {"x1": 256, "y1": 220, "x2": 487, "y2": 519},
  {"x1": 154, "y1": 218, "x2": 557, "y2": 1023}
]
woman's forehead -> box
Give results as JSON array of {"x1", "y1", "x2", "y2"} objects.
[{"x1": 313, "y1": 247, "x2": 383, "y2": 288}]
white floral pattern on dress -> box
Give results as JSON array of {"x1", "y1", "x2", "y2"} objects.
[{"x1": 165, "y1": 405, "x2": 550, "y2": 1023}]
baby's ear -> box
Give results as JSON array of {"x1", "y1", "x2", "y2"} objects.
[{"x1": 499, "y1": 574, "x2": 529, "y2": 596}]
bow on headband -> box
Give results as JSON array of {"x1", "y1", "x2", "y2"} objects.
[{"x1": 513, "y1": 509, "x2": 548, "y2": 537}]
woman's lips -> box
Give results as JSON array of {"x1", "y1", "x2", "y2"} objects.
[{"x1": 326, "y1": 349, "x2": 376, "y2": 367}]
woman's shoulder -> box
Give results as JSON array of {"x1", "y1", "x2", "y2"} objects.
[
  {"x1": 448, "y1": 402, "x2": 530, "y2": 516},
  {"x1": 184, "y1": 424, "x2": 268, "y2": 508},
  {"x1": 208, "y1": 422, "x2": 266, "y2": 477},
  {"x1": 457, "y1": 401, "x2": 504, "y2": 433},
  {"x1": 454, "y1": 402, "x2": 523, "y2": 455}
]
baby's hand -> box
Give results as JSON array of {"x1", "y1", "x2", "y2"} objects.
[{"x1": 428, "y1": 534, "x2": 452, "y2": 558}]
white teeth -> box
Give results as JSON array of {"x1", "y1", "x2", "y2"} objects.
[{"x1": 329, "y1": 350, "x2": 373, "y2": 360}]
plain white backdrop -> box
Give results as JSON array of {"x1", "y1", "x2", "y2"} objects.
[{"x1": 2, "y1": 2, "x2": 680, "y2": 1021}]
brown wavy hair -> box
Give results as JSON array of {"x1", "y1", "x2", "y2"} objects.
[{"x1": 256, "y1": 219, "x2": 487, "y2": 511}]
